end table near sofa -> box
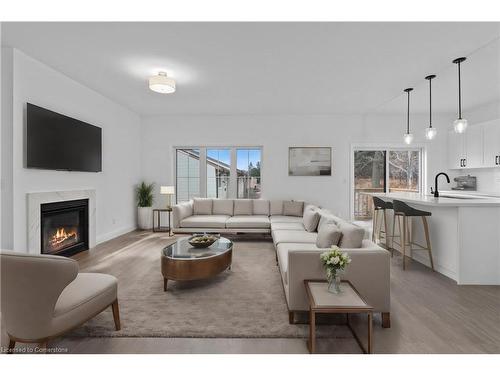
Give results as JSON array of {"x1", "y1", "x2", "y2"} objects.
[
  {"x1": 153, "y1": 208, "x2": 173, "y2": 236},
  {"x1": 304, "y1": 279, "x2": 373, "y2": 354}
]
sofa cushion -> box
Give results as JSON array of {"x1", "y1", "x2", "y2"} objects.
[
  {"x1": 173, "y1": 201, "x2": 193, "y2": 228},
  {"x1": 226, "y1": 215, "x2": 270, "y2": 229},
  {"x1": 212, "y1": 199, "x2": 234, "y2": 216},
  {"x1": 338, "y1": 221, "x2": 365, "y2": 248},
  {"x1": 253, "y1": 199, "x2": 270, "y2": 215},
  {"x1": 277, "y1": 243, "x2": 323, "y2": 283},
  {"x1": 54, "y1": 273, "x2": 117, "y2": 317},
  {"x1": 233, "y1": 199, "x2": 253, "y2": 215},
  {"x1": 272, "y1": 230, "x2": 318, "y2": 246},
  {"x1": 271, "y1": 222, "x2": 305, "y2": 231},
  {"x1": 193, "y1": 198, "x2": 213, "y2": 215},
  {"x1": 283, "y1": 200, "x2": 304, "y2": 217},
  {"x1": 318, "y1": 210, "x2": 342, "y2": 231},
  {"x1": 180, "y1": 215, "x2": 229, "y2": 228},
  {"x1": 303, "y1": 205, "x2": 320, "y2": 232},
  {"x1": 316, "y1": 221, "x2": 342, "y2": 248},
  {"x1": 270, "y1": 200, "x2": 284, "y2": 215},
  {"x1": 270, "y1": 215, "x2": 303, "y2": 224}
]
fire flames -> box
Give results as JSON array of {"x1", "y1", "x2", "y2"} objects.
[{"x1": 49, "y1": 227, "x2": 78, "y2": 250}]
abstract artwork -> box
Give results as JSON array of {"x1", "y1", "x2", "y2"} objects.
[{"x1": 288, "y1": 147, "x2": 332, "y2": 176}]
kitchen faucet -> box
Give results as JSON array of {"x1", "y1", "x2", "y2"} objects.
[{"x1": 432, "y1": 172, "x2": 451, "y2": 198}]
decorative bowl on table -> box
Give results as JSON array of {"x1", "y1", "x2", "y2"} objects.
[{"x1": 188, "y1": 234, "x2": 219, "y2": 248}]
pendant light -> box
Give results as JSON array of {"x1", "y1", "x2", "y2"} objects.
[
  {"x1": 403, "y1": 88, "x2": 414, "y2": 144},
  {"x1": 425, "y1": 74, "x2": 437, "y2": 140},
  {"x1": 452, "y1": 57, "x2": 467, "y2": 133}
]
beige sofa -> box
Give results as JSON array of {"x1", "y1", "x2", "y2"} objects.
[{"x1": 173, "y1": 198, "x2": 391, "y2": 327}]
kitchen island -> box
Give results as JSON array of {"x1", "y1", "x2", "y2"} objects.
[{"x1": 365, "y1": 192, "x2": 500, "y2": 285}]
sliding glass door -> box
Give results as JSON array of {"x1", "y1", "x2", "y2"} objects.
[
  {"x1": 353, "y1": 148, "x2": 422, "y2": 220},
  {"x1": 354, "y1": 151, "x2": 386, "y2": 220}
]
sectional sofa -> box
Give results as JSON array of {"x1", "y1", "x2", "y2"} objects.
[{"x1": 172, "y1": 198, "x2": 391, "y2": 327}]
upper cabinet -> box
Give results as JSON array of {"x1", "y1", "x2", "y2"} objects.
[
  {"x1": 448, "y1": 119, "x2": 500, "y2": 169},
  {"x1": 483, "y1": 120, "x2": 500, "y2": 168}
]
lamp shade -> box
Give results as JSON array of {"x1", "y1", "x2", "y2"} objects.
[{"x1": 160, "y1": 186, "x2": 175, "y2": 195}]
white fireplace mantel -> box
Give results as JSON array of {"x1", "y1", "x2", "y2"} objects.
[{"x1": 27, "y1": 190, "x2": 96, "y2": 254}]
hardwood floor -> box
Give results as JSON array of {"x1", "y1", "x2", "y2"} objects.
[{"x1": 3, "y1": 230, "x2": 499, "y2": 354}]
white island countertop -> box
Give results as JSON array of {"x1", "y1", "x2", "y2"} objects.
[{"x1": 366, "y1": 191, "x2": 500, "y2": 207}]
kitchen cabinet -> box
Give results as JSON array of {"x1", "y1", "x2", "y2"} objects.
[
  {"x1": 465, "y1": 125, "x2": 483, "y2": 168},
  {"x1": 483, "y1": 120, "x2": 500, "y2": 168},
  {"x1": 448, "y1": 130, "x2": 466, "y2": 169},
  {"x1": 448, "y1": 120, "x2": 499, "y2": 169}
]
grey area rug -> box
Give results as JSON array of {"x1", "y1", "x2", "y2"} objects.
[{"x1": 69, "y1": 234, "x2": 353, "y2": 339}]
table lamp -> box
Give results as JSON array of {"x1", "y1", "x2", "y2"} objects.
[{"x1": 160, "y1": 186, "x2": 175, "y2": 209}]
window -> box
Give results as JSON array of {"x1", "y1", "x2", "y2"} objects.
[
  {"x1": 206, "y1": 149, "x2": 231, "y2": 199},
  {"x1": 176, "y1": 149, "x2": 200, "y2": 202},
  {"x1": 175, "y1": 146, "x2": 263, "y2": 202},
  {"x1": 353, "y1": 148, "x2": 422, "y2": 220},
  {"x1": 237, "y1": 149, "x2": 262, "y2": 199}
]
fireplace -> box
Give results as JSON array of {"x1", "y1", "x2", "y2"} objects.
[{"x1": 41, "y1": 199, "x2": 89, "y2": 257}]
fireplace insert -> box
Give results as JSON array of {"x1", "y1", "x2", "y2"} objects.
[{"x1": 41, "y1": 199, "x2": 89, "y2": 257}]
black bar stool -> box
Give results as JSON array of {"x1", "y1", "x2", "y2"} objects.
[
  {"x1": 372, "y1": 196, "x2": 393, "y2": 252},
  {"x1": 391, "y1": 200, "x2": 435, "y2": 271}
]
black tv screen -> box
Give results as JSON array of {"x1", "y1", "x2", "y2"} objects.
[{"x1": 27, "y1": 103, "x2": 102, "y2": 172}]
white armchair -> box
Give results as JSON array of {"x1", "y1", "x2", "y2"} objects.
[{"x1": 0, "y1": 250, "x2": 120, "y2": 352}]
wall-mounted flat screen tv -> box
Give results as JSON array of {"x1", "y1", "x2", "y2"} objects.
[{"x1": 26, "y1": 103, "x2": 102, "y2": 172}]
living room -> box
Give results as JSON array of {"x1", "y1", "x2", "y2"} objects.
[{"x1": 1, "y1": 1, "x2": 499, "y2": 373}]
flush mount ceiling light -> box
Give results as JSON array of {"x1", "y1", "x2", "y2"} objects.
[
  {"x1": 149, "y1": 71, "x2": 176, "y2": 94},
  {"x1": 452, "y1": 57, "x2": 467, "y2": 133},
  {"x1": 403, "y1": 88, "x2": 414, "y2": 145},
  {"x1": 425, "y1": 74, "x2": 437, "y2": 140}
]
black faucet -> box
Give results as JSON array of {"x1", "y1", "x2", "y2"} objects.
[{"x1": 432, "y1": 172, "x2": 450, "y2": 197}]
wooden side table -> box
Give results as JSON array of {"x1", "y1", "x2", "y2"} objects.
[
  {"x1": 153, "y1": 208, "x2": 173, "y2": 236},
  {"x1": 304, "y1": 279, "x2": 373, "y2": 354}
]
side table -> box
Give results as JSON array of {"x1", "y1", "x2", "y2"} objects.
[
  {"x1": 153, "y1": 208, "x2": 173, "y2": 236},
  {"x1": 304, "y1": 279, "x2": 373, "y2": 354}
]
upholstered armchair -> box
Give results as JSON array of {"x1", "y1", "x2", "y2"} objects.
[{"x1": 0, "y1": 250, "x2": 120, "y2": 352}]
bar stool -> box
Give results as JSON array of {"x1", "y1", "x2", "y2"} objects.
[
  {"x1": 391, "y1": 200, "x2": 435, "y2": 271},
  {"x1": 372, "y1": 196, "x2": 393, "y2": 252}
]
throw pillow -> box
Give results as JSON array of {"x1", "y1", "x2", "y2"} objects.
[
  {"x1": 193, "y1": 198, "x2": 213, "y2": 215},
  {"x1": 283, "y1": 200, "x2": 304, "y2": 217},
  {"x1": 338, "y1": 221, "x2": 365, "y2": 248},
  {"x1": 316, "y1": 221, "x2": 342, "y2": 248},
  {"x1": 270, "y1": 200, "x2": 284, "y2": 215},
  {"x1": 234, "y1": 199, "x2": 253, "y2": 215},
  {"x1": 303, "y1": 205, "x2": 320, "y2": 232}
]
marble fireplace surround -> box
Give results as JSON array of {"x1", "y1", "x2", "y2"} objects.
[{"x1": 27, "y1": 190, "x2": 96, "y2": 254}]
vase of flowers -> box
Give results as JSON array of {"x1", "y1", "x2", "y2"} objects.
[{"x1": 320, "y1": 246, "x2": 351, "y2": 294}]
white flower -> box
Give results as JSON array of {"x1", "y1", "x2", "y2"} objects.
[{"x1": 332, "y1": 257, "x2": 340, "y2": 265}]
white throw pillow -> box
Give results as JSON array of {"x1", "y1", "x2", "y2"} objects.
[
  {"x1": 270, "y1": 200, "x2": 284, "y2": 215},
  {"x1": 283, "y1": 200, "x2": 304, "y2": 217},
  {"x1": 338, "y1": 221, "x2": 365, "y2": 248},
  {"x1": 234, "y1": 199, "x2": 253, "y2": 215},
  {"x1": 193, "y1": 198, "x2": 213, "y2": 215},
  {"x1": 316, "y1": 221, "x2": 342, "y2": 248},
  {"x1": 303, "y1": 205, "x2": 320, "y2": 232}
]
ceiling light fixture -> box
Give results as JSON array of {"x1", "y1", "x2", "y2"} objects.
[
  {"x1": 149, "y1": 71, "x2": 176, "y2": 94},
  {"x1": 425, "y1": 74, "x2": 437, "y2": 140},
  {"x1": 403, "y1": 88, "x2": 414, "y2": 145},
  {"x1": 452, "y1": 57, "x2": 467, "y2": 133}
]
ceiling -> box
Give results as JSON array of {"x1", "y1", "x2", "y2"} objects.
[{"x1": 2, "y1": 22, "x2": 499, "y2": 116}]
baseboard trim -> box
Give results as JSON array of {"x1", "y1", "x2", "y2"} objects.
[{"x1": 96, "y1": 226, "x2": 137, "y2": 245}]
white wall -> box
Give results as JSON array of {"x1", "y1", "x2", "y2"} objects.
[
  {"x1": 1, "y1": 48, "x2": 142, "y2": 251},
  {"x1": 141, "y1": 113, "x2": 451, "y2": 219}
]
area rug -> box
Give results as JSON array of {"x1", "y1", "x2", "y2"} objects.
[{"x1": 69, "y1": 233, "x2": 353, "y2": 339}]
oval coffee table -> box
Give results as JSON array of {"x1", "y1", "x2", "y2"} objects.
[{"x1": 161, "y1": 236, "x2": 233, "y2": 291}]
